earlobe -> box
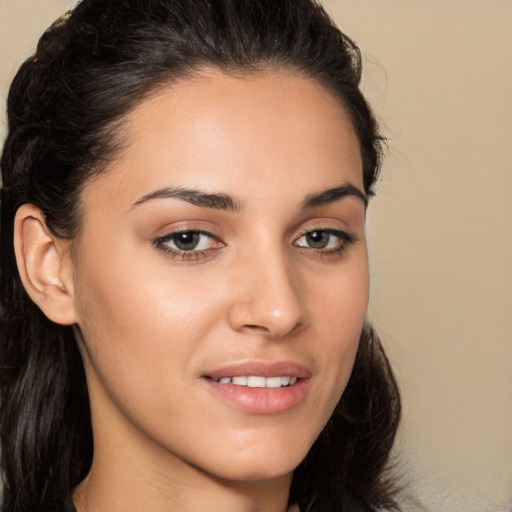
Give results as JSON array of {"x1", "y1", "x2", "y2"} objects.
[{"x1": 14, "y1": 204, "x2": 78, "y2": 325}]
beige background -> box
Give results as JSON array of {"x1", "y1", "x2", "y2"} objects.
[{"x1": 1, "y1": 1, "x2": 511, "y2": 511}]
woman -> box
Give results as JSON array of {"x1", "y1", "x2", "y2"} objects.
[{"x1": 0, "y1": 1, "x2": 401, "y2": 511}]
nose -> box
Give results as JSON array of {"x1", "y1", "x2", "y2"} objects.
[{"x1": 227, "y1": 252, "x2": 308, "y2": 339}]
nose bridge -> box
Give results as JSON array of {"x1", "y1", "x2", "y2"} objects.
[{"x1": 228, "y1": 242, "x2": 306, "y2": 338}]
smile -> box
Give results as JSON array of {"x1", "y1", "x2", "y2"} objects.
[{"x1": 211, "y1": 376, "x2": 298, "y2": 388}]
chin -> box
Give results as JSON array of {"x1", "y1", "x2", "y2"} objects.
[
  {"x1": 213, "y1": 461, "x2": 299, "y2": 484},
  {"x1": 199, "y1": 437, "x2": 311, "y2": 483}
]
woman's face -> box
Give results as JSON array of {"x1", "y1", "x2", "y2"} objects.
[{"x1": 71, "y1": 70, "x2": 369, "y2": 484}]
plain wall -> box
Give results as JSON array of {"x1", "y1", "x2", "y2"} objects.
[
  {"x1": 1, "y1": 1, "x2": 511, "y2": 511},
  {"x1": 323, "y1": 1, "x2": 512, "y2": 510}
]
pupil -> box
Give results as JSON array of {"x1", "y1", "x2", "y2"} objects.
[
  {"x1": 173, "y1": 232, "x2": 200, "y2": 250},
  {"x1": 306, "y1": 230, "x2": 329, "y2": 248}
]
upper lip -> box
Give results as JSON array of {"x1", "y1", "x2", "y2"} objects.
[{"x1": 203, "y1": 361, "x2": 312, "y2": 380}]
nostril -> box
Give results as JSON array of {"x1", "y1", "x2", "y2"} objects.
[
  {"x1": 241, "y1": 324, "x2": 272, "y2": 334},
  {"x1": 240, "y1": 321, "x2": 304, "y2": 339}
]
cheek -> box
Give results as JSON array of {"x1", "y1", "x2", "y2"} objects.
[
  {"x1": 309, "y1": 249, "x2": 369, "y2": 331},
  {"x1": 72, "y1": 243, "x2": 224, "y2": 404},
  {"x1": 312, "y1": 254, "x2": 369, "y2": 386}
]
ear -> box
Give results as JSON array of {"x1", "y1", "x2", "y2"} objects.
[{"x1": 14, "y1": 204, "x2": 78, "y2": 325}]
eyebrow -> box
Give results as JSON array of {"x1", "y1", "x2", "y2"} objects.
[
  {"x1": 301, "y1": 183, "x2": 368, "y2": 209},
  {"x1": 132, "y1": 186, "x2": 243, "y2": 212},
  {"x1": 131, "y1": 182, "x2": 367, "y2": 212}
]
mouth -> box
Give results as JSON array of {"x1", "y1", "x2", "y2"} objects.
[
  {"x1": 208, "y1": 375, "x2": 298, "y2": 388},
  {"x1": 201, "y1": 361, "x2": 311, "y2": 414}
]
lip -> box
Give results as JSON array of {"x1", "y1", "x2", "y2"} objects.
[
  {"x1": 201, "y1": 360, "x2": 312, "y2": 415},
  {"x1": 204, "y1": 361, "x2": 312, "y2": 380}
]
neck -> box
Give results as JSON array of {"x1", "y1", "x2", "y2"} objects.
[{"x1": 74, "y1": 468, "x2": 292, "y2": 512}]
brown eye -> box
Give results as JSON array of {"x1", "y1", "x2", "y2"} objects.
[
  {"x1": 303, "y1": 230, "x2": 330, "y2": 249},
  {"x1": 156, "y1": 230, "x2": 218, "y2": 253},
  {"x1": 295, "y1": 229, "x2": 355, "y2": 252},
  {"x1": 171, "y1": 232, "x2": 202, "y2": 251}
]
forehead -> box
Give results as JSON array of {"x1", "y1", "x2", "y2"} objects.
[{"x1": 82, "y1": 70, "x2": 363, "y2": 213}]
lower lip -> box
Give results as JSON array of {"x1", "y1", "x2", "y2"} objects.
[{"x1": 202, "y1": 378, "x2": 310, "y2": 415}]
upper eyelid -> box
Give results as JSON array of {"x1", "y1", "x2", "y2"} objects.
[
  {"x1": 154, "y1": 225, "x2": 348, "y2": 238},
  {"x1": 153, "y1": 223, "x2": 220, "y2": 240},
  {"x1": 152, "y1": 220, "x2": 355, "y2": 243},
  {"x1": 293, "y1": 223, "x2": 352, "y2": 239},
  {"x1": 155, "y1": 229, "x2": 219, "y2": 245},
  {"x1": 296, "y1": 227, "x2": 351, "y2": 237},
  {"x1": 158, "y1": 227, "x2": 213, "y2": 236}
]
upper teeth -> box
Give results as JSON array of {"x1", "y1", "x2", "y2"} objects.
[{"x1": 214, "y1": 376, "x2": 297, "y2": 388}]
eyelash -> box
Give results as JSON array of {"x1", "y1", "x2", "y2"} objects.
[
  {"x1": 153, "y1": 227, "x2": 357, "y2": 261},
  {"x1": 295, "y1": 228, "x2": 356, "y2": 259},
  {"x1": 153, "y1": 229, "x2": 222, "y2": 261}
]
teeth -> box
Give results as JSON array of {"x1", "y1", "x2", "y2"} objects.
[
  {"x1": 247, "y1": 376, "x2": 266, "y2": 387},
  {"x1": 266, "y1": 376, "x2": 283, "y2": 388},
  {"x1": 214, "y1": 375, "x2": 297, "y2": 388}
]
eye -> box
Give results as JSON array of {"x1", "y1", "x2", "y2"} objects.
[
  {"x1": 294, "y1": 229, "x2": 355, "y2": 252},
  {"x1": 154, "y1": 229, "x2": 223, "y2": 260},
  {"x1": 165, "y1": 231, "x2": 211, "y2": 251}
]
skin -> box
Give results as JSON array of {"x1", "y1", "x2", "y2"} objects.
[{"x1": 16, "y1": 70, "x2": 369, "y2": 512}]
